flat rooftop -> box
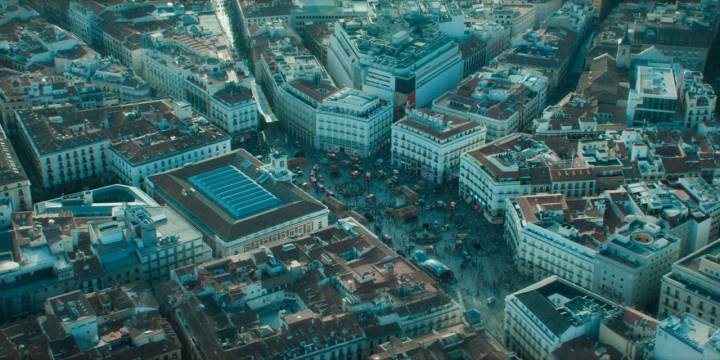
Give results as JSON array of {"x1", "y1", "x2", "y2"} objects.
[
  {"x1": 188, "y1": 165, "x2": 282, "y2": 220},
  {"x1": 148, "y1": 150, "x2": 327, "y2": 241},
  {"x1": 636, "y1": 66, "x2": 677, "y2": 98}
]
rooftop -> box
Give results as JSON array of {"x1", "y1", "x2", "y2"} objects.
[
  {"x1": 658, "y1": 313, "x2": 720, "y2": 353},
  {"x1": 509, "y1": 276, "x2": 623, "y2": 338},
  {"x1": 636, "y1": 66, "x2": 677, "y2": 98},
  {"x1": 155, "y1": 217, "x2": 458, "y2": 358},
  {"x1": 395, "y1": 108, "x2": 484, "y2": 141},
  {"x1": 147, "y1": 149, "x2": 327, "y2": 241}
]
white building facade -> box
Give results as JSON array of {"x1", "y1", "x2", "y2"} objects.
[
  {"x1": 391, "y1": 109, "x2": 486, "y2": 184},
  {"x1": 315, "y1": 89, "x2": 393, "y2": 157}
]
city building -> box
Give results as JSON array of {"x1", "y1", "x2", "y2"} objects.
[
  {"x1": 139, "y1": 26, "x2": 259, "y2": 135},
  {"x1": 392, "y1": 109, "x2": 486, "y2": 184},
  {"x1": 679, "y1": 70, "x2": 717, "y2": 129},
  {"x1": 157, "y1": 217, "x2": 462, "y2": 358},
  {"x1": 327, "y1": 5, "x2": 463, "y2": 110},
  {"x1": 460, "y1": 133, "x2": 623, "y2": 223},
  {"x1": 594, "y1": 216, "x2": 681, "y2": 308},
  {"x1": 0, "y1": 125, "x2": 32, "y2": 217},
  {"x1": 315, "y1": 88, "x2": 393, "y2": 157},
  {"x1": 433, "y1": 65, "x2": 548, "y2": 140},
  {"x1": 495, "y1": 27, "x2": 577, "y2": 89},
  {"x1": 289, "y1": 0, "x2": 367, "y2": 35},
  {"x1": 626, "y1": 65, "x2": 679, "y2": 127},
  {"x1": 654, "y1": 313, "x2": 720, "y2": 360},
  {"x1": 0, "y1": 212, "x2": 82, "y2": 322},
  {"x1": 369, "y1": 324, "x2": 509, "y2": 360},
  {"x1": 589, "y1": 1, "x2": 720, "y2": 72},
  {"x1": 463, "y1": 13, "x2": 512, "y2": 62},
  {"x1": 504, "y1": 276, "x2": 645, "y2": 360},
  {"x1": 625, "y1": 181, "x2": 711, "y2": 257},
  {"x1": 87, "y1": 204, "x2": 213, "y2": 281},
  {"x1": 534, "y1": 93, "x2": 602, "y2": 137},
  {"x1": 677, "y1": 177, "x2": 720, "y2": 244},
  {"x1": 84, "y1": 58, "x2": 151, "y2": 102},
  {"x1": 541, "y1": 1, "x2": 596, "y2": 39},
  {"x1": 14, "y1": 99, "x2": 230, "y2": 189},
  {"x1": 504, "y1": 193, "x2": 601, "y2": 290},
  {"x1": 234, "y1": 0, "x2": 293, "y2": 40},
  {"x1": 209, "y1": 82, "x2": 259, "y2": 135},
  {"x1": 659, "y1": 240, "x2": 720, "y2": 325},
  {"x1": 28, "y1": 285, "x2": 182, "y2": 358},
  {"x1": 0, "y1": 182, "x2": 214, "y2": 322},
  {"x1": 258, "y1": 40, "x2": 339, "y2": 144},
  {"x1": 145, "y1": 150, "x2": 329, "y2": 257},
  {"x1": 0, "y1": 9, "x2": 96, "y2": 73}
]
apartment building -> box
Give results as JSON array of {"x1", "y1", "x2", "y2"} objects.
[
  {"x1": 327, "y1": 6, "x2": 463, "y2": 110},
  {"x1": 654, "y1": 313, "x2": 720, "y2": 360},
  {"x1": 460, "y1": 133, "x2": 617, "y2": 223},
  {"x1": 392, "y1": 109, "x2": 486, "y2": 184},
  {"x1": 87, "y1": 205, "x2": 212, "y2": 281},
  {"x1": 433, "y1": 65, "x2": 548, "y2": 140},
  {"x1": 316, "y1": 88, "x2": 393, "y2": 157},
  {"x1": 156, "y1": 217, "x2": 463, "y2": 358},
  {"x1": 504, "y1": 194, "x2": 601, "y2": 290},
  {"x1": 496, "y1": 27, "x2": 576, "y2": 88},
  {"x1": 15, "y1": 99, "x2": 229, "y2": 189},
  {"x1": 208, "y1": 83, "x2": 259, "y2": 135},
  {"x1": 534, "y1": 93, "x2": 601, "y2": 137},
  {"x1": 0, "y1": 125, "x2": 31, "y2": 216},
  {"x1": 659, "y1": 240, "x2": 720, "y2": 325},
  {"x1": 259, "y1": 40, "x2": 339, "y2": 144},
  {"x1": 625, "y1": 181, "x2": 712, "y2": 257},
  {"x1": 504, "y1": 276, "x2": 632, "y2": 360},
  {"x1": 36, "y1": 286, "x2": 182, "y2": 357},
  {"x1": 592, "y1": 1, "x2": 720, "y2": 72},
  {"x1": 594, "y1": 216, "x2": 681, "y2": 308},
  {"x1": 679, "y1": 70, "x2": 717, "y2": 129},
  {"x1": 678, "y1": 177, "x2": 720, "y2": 244}
]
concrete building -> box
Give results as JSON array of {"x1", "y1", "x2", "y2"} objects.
[
  {"x1": 156, "y1": 217, "x2": 462, "y2": 358},
  {"x1": 590, "y1": 1, "x2": 720, "y2": 72},
  {"x1": 627, "y1": 66, "x2": 679, "y2": 127},
  {"x1": 15, "y1": 99, "x2": 230, "y2": 189},
  {"x1": 22, "y1": 285, "x2": 182, "y2": 358},
  {"x1": 496, "y1": 27, "x2": 576, "y2": 89},
  {"x1": 0, "y1": 125, "x2": 32, "y2": 217},
  {"x1": 534, "y1": 93, "x2": 600, "y2": 138},
  {"x1": 87, "y1": 205, "x2": 213, "y2": 281},
  {"x1": 208, "y1": 82, "x2": 259, "y2": 135},
  {"x1": 315, "y1": 88, "x2": 393, "y2": 157},
  {"x1": 433, "y1": 65, "x2": 548, "y2": 140},
  {"x1": 625, "y1": 181, "x2": 711, "y2": 257},
  {"x1": 146, "y1": 150, "x2": 329, "y2": 257},
  {"x1": 654, "y1": 313, "x2": 720, "y2": 360},
  {"x1": 678, "y1": 177, "x2": 720, "y2": 245},
  {"x1": 234, "y1": 0, "x2": 293, "y2": 40},
  {"x1": 289, "y1": 0, "x2": 367, "y2": 35},
  {"x1": 392, "y1": 109, "x2": 486, "y2": 184},
  {"x1": 679, "y1": 70, "x2": 717, "y2": 129},
  {"x1": 460, "y1": 133, "x2": 621, "y2": 223},
  {"x1": 504, "y1": 194, "x2": 601, "y2": 290},
  {"x1": 327, "y1": 4, "x2": 463, "y2": 110},
  {"x1": 259, "y1": 40, "x2": 339, "y2": 144},
  {"x1": 504, "y1": 276, "x2": 627, "y2": 360},
  {"x1": 659, "y1": 240, "x2": 720, "y2": 325},
  {"x1": 594, "y1": 216, "x2": 681, "y2": 308}
]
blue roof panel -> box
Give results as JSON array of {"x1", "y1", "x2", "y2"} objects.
[{"x1": 188, "y1": 165, "x2": 282, "y2": 219}]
